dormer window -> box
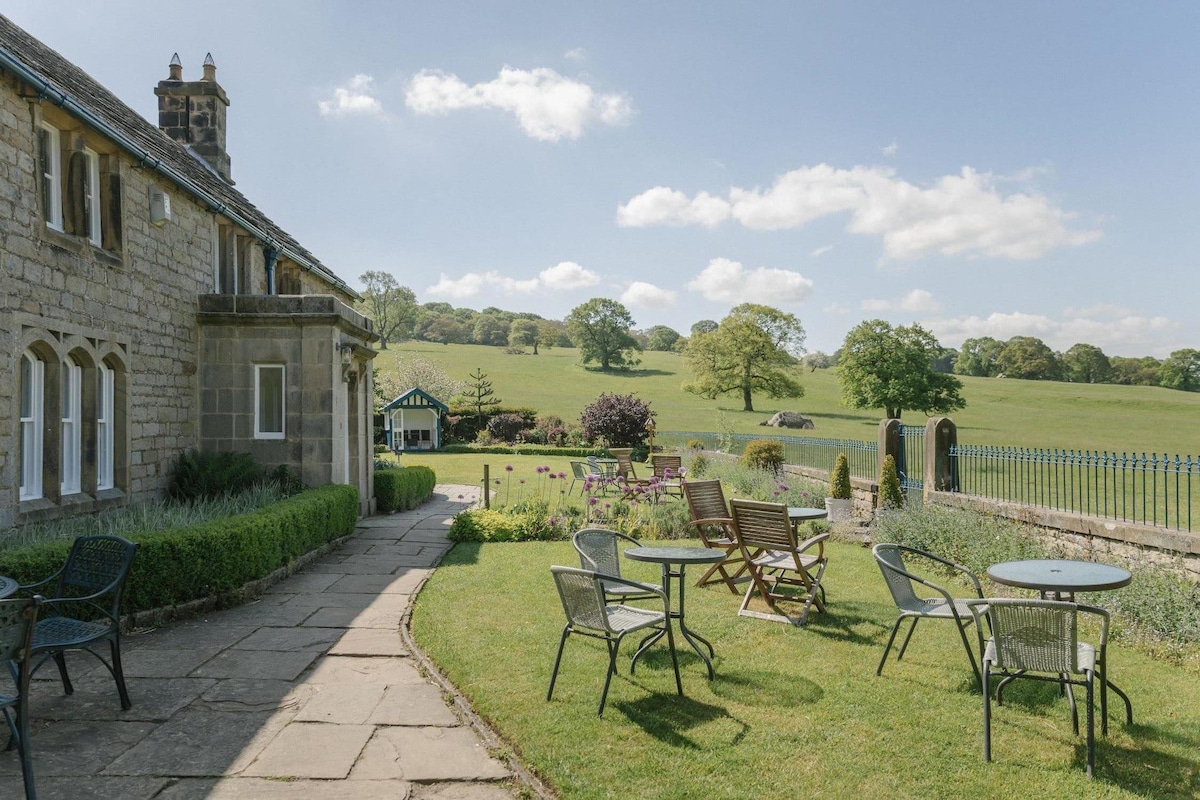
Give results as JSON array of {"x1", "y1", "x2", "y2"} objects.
[{"x1": 38, "y1": 122, "x2": 62, "y2": 231}]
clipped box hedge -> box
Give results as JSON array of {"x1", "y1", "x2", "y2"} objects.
[
  {"x1": 375, "y1": 465, "x2": 437, "y2": 514},
  {"x1": 0, "y1": 484, "x2": 359, "y2": 616},
  {"x1": 439, "y1": 444, "x2": 612, "y2": 457}
]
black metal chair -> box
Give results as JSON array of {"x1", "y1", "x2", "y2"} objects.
[
  {"x1": 19, "y1": 535, "x2": 138, "y2": 710},
  {"x1": 1, "y1": 596, "x2": 42, "y2": 800}
]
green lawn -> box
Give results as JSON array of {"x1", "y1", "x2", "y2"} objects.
[
  {"x1": 412, "y1": 537, "x2": 1200, "y2": 799},
  {"x1": 378, "y1": 342, "x2": 1200, "y2": 454}
]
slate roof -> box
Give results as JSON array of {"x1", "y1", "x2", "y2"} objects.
[{"x1": 0, "y1": 13, "x2": 356, "y2": 298}]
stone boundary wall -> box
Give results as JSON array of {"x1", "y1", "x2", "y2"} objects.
[{"x1": 929, "y1": 490, "x2": 1200, "y2": 582}]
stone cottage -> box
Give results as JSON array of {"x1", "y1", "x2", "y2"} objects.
[{"x1": 0, "y1": 14, "x2": 379, "y2": 529}]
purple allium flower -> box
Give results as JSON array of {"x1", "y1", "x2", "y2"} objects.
[
  {"x1": 505, "y1": 464, "x2": 513, "y2": 472},
  {"x1": 588, "y1": 497, "x2": 599, "y2": 506},
  {"x1": 494, "y1": 479, "x2": 501, "y2": 485},
  {"x1": 778, "y1": 484, "x2": 790, "y2": 492}
]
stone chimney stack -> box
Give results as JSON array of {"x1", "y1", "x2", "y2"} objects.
[{"x1": 155, "y1": 53, "x2": 232, "y2": 182}]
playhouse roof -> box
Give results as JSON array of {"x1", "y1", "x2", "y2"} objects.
[{"x1": 381, "y1": 388, "x2": 449, "y2": 413}]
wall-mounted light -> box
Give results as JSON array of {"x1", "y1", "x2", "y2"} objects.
[{"x1": 149, "y1": 187, "x2": 172, "y2": 227}]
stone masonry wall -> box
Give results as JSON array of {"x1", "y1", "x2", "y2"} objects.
[{"x1": 1, "y1": 72, "x2": 214, "y2": 527}]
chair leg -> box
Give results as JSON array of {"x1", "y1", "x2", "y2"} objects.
[
  {"x1": 1086, "y1": 672, "x2": 1095, "y2": 779},
  {"x1": 664, "y1": 623, "x2": 682, "y2": 697},
  {"x1": 110, "y1": 637, "x2": 132, "y2": 711},
  {"x1": 896, "y1": 617, "x2": 920, "y2": 660},
  {"x1": 598, "y1": 638, "x2": 620, "y2": 717},
  {"x1": 546, "y1": 627, "x2": 571, "y2": 701},
  {"x1": 955, "y1": 619, "x2": 983, "y2": 690},
  {"x1": 1065, "y1": 680, "x2": 1078, "y2": 735},
  {"x1": 876, "y1": 616, "x2": 907, "y2": 676},
  {"x1": 983, "y1": 663, "x2": 992, "y2": 763},
  {"x1": 53, "y1": 651, "x2": 73, "y2": 696},
  {"x1": 17, "y1": 695, "x2": 34, "y2": 800}
]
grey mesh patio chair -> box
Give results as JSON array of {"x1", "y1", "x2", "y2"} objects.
[
  {"x1": 682, "y1": 479, "x2": 747, "y2": 593},
  {"x1": 572, "y1": 529, "x2": 661, "y2": 604},
  {"x1": 19, "y1": 535, "x2": 138, "y2": 710},
  {"x1": 966, "y1": 598, "x2": 1116, "y2": 779},
  {"x1": 873, "y1": 543, "x2": 983, "y2": 687},
  {"x1": 547, "y1": 565, "x2": 681, "y2": 716},
  {"x1": 1, "y1": 596, "x2": 42, "y2": 800},
  {"x1": 728, "y1": 498, "x2": 828, "y2": 626}
]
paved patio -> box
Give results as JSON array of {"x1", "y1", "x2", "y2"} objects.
[{"x1": 0, "y1": 486, "x2": 519, "y2": 799}]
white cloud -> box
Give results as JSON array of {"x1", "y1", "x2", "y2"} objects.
[
  {"x1": 860, "y1": 289, "x2": 942, "y2": 314},
  {"x1": 426, "y1": 262, "x2": 598, "y2": 299},
  {"x1": 621, "y1": 281, "x2": 677, "y2": 309},
  {"x1": 618, "y1": 164, "x2": 1102, "y2": 260},
  {"x1": 927, "y1": 310, "x2": 1177, "y2": 355},
  {"x1": 810, "y1": 244, "x2": 834, "y2": 258},
  {"x1": 616, "y1": 187, "x2": 730, "y2": 227},
  {"x1": 405, "y1": 66, "x2": 632, "y2": 141},
  {"x1": 686, "y1": 257, "x2": 815, "y2": 305},
  {"x1": 318, "y1": 74, "x2": 384, "y2": 118},
  {"x1": 564, "y1": 47, "x2": 587, "y2": 61},
  {"x1": 883, "y1": 140, "x2": 899, "y2": 156},
  {"x1": 539, "y1": 261, "x2": 599, "y2": 290}
]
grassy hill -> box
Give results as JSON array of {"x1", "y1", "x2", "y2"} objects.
[{"x1": 376, "y1": 341, "x2": 1200, "y2": 455}]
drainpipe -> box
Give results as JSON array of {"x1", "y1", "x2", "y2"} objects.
[{"x1": 263, "y1": 245, "x2": 279, "y2": 295}]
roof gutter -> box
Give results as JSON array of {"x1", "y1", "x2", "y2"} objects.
[{"x1": 0, "y1": 46, "x2": 360, "y2": 300}]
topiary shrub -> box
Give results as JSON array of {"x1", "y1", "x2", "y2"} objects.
[
  {"x1": 741, "y1": 439, "x2": 784, "y2": 473},
  {"x1": 830, "y1": 453, "x2": 852, "y2": 500},
  {"x1": 686, "y1": 439, "x2": 706, "y2": 450},
  {"x1": 579, "y1": 393, "x2": 653, "y2": 448},
  {"x1": 878, "y1": 454, "x2": 904, "y2": 509},
  {"x1": 487, "y1": 413, "x2": 528, "y2": 443}
]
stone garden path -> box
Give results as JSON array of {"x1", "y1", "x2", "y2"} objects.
[{"x1": 0, "y1": 486, "x2": 522, "y2": 799}]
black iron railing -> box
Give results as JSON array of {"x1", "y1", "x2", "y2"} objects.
[{"x1": 949, "y1": 446, "x2": 1199, "y2": 532}]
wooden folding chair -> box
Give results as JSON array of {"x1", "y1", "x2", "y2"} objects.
[
  {"x1": 650, "y1": 455, "x2": 685, "y2": 498},
  {"x1": 682, "y1": 480, "x2": 748, "y2": 593},
  {"x1": 728, "y1": 498, "x2": 828, "y2": 626},
  {"x1": 614, "y1": 453, "x2": 655, "y2": 501}
]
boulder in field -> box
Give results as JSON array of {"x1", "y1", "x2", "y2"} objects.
[{"x1": 760, "y1": 411, "x2": 815, "y2": 429}]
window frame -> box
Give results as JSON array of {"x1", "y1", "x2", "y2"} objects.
[
  {"x1": 97, "y1": 363, "x2": 114, "y2": 491},
  {"x1": 83, "y1": 147, "x2": 102, "y2": 246},
  {"x1": 19, "y1": 351, "x2": 45, "y2": 501},
  {"x1": 38, "y1": 122, "x2": 63, "y2": 232},
  {"x1": 254, "y1": 364, "x2": 286, "y2": 439},
  {"x1": 60, "y1": 357, "x2": 82, "y2": 495}
]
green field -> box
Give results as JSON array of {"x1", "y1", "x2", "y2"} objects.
[{"x1": 378, "y1": 342, "x2": 1200, "y2": 455}]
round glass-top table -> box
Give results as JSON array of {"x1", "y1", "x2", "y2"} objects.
[
  {"x1": 987, "y1": 559, "x2": 1132, "y2": 600},
  {"x1": 624, "y1": 546, "x2": 725, "y2": 679},
  {"x1": 0, "y1": 576, "x2": 18, "y2": 600},
  {"x1": 788, "y1": 507, "x2": 828, "y2": 524}
]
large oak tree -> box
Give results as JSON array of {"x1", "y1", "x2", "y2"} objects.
[
  {"x1": 565, "y1": 298, "x2": 641, "y2": 370},
  {"x1": 837, "y1": 320, "x2": 966, "y2": 419},
  {"x1": 682, "y1": 303, "x2": 806, "y2": 412}
]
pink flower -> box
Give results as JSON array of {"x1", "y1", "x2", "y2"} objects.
[{"x1": 505, "y1": 464, "x2": 514, "y2": 472}]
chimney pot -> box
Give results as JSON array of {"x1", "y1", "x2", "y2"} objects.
[
  {"x1": 168, "y1": 52, "x2": 182, "y2": 81},
  {"x1": 202, "y1": 53, "x2": 217, "y2": 81}
]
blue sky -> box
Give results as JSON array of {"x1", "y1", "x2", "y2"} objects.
[{"x1": 10, "y1": 2, "x2": 1199, "y2": 357}]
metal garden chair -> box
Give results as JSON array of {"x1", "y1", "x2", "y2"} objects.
[
  {"x1": 966, "y1": 598, "x2": 1120, "y2": 779},
  {"x1": 19, "y1": 535, "x2": 138, "y2": 710},
  {"x1": 873, "y1": 543, "x2": 983, "y2": 687},
  {"x1": 681, "y1": 479, "x2": 747, "y2": 593},
  {"x1": 547, "y1": 565, "x2": 681, "y2": 716},
  {"x1": 568, "y1": 460, "x2": 590, "y2": 496},
  {"x1": 572, "y1": 528, "x2": 661, "y2": 604},
  {"x1": 728, "y1": 498, "x2": 828, "y2": 626},
  {"x1": 1, "y1": 596, "x2": 41, "y2": 800}
]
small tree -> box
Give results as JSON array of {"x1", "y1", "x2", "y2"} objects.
[
  {"x1": 829, "y1": 453, "x2": 851, "y2": 500},
  {"x1": 460, "y1": 368, "x2": 502, "y2": 424},
  {"x1": 579, "y1": 393, "x2": 653, "y2": 447},
  {"x1": 878, "y1": 454, "x2": 904, "y2": 509}
]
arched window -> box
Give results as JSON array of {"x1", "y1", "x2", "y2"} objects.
[
  {"x1": 19, "y1": 351, "x2": 45, "y2": 500},
  {"x1": 61, "y1": 356, "x2": 82, "y2": 495},
  {"x1": 97, "y1": 362, "x2": 114, "y2": 491}
]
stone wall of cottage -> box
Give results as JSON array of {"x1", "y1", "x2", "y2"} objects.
[{"x1": 0, "y1": 71, "x2": 216, "y2": 527}]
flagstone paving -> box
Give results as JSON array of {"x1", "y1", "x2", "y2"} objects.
[{"x1": 0, "y1": 486, "x2": 518, "y2": 799}]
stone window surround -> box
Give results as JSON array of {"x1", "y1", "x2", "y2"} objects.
[
  {"x1": 16, "y1": 319, "x2": 131, "y2": 523},
  {"x1": 33, "y1": 105, "x2": 125, "y2": 264}
]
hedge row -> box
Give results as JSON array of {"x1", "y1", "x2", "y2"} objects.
[
  {"x1": 440, "y1": 444, "x2": 613, "y2": 457},
  {"x1": 375, "y1": 465, "x2": 438, "y2": 514},
  {"x1": 0, "y1": 484, "x2": 360, "y2": 615}
]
